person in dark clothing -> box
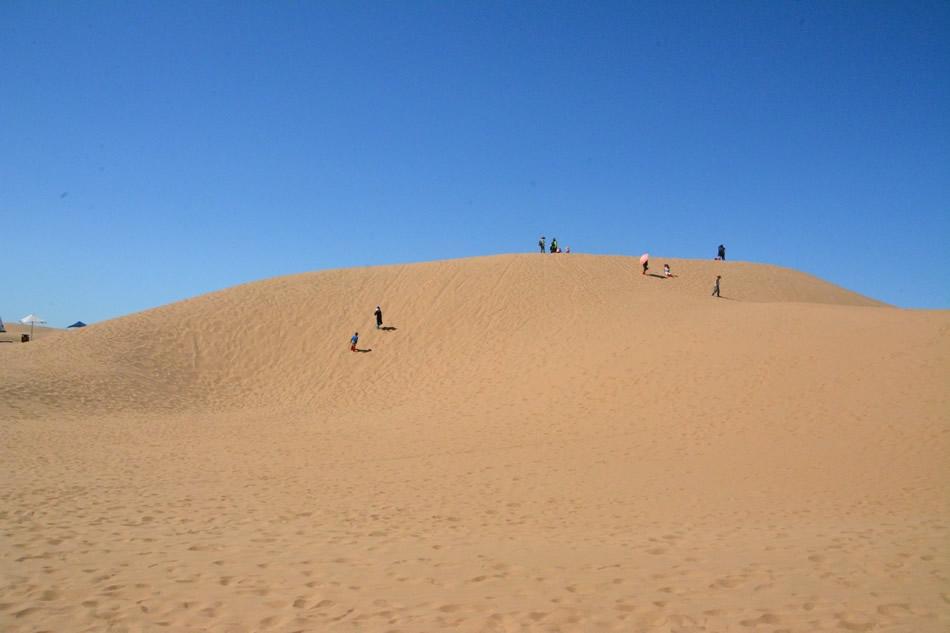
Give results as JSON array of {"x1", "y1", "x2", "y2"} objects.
[
  {"x1": 350, "y1": 332, "x2": 359, "y2": 352},
  {"x1": 374, "y1": 306, "x2": 383, "y2": 329},
  {"x1": 539, "y1": 236, "x2": 546, "y2": 253},
  {"x1": 717, "y1": 244, "x2": 726, "y2": 260},
  {"x1": 550, "y1": 237, "x2": 558, "y2": 253},
  {"x1": 711, "y1": 275, "x2": 721, "y2": 297}
]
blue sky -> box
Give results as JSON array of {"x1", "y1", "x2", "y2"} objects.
[{"x1": 2, "y1": 0, "x2": 948, "y2": 325}]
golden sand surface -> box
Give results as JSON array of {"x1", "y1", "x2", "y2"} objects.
[
  {"x1": 1, "y1": 254, "x2": 947, "y2": 632},
  {"x1": 0, "y1": 323, "x2": 59, "y2": 344}
]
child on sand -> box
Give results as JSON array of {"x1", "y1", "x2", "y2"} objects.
[
  {"x1": 374, "y1": 306, "x2": 383, "y2": 329},
  {"x1": 350, "y1": 332, "x2": 359, "y2": 351},
  {"x1": 664, "y1": 264, "x2": 673, "y2": 278},
  {"x1": 642, "y1": 259, "x2": 649, "y2": 275},
  {"x1": 711, "y1": 276, "x2": 721, "y2": 297}
]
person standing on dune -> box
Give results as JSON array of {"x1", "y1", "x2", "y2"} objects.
[
  {"x1": 717, "y1": 244, "x2": 726, "y2": 260},
  {"x1": 539, "y1": 236, "x2": 546, "y2": 253},
  {"x1": 350, "y1": 332, "x2": 359, "y2": 352},
  {"x1": 374, "y1": 306, "x2": 383, "y2": 329},
  {"x1": 711, "y1": 275, "x2": 721, "y2": 297}
]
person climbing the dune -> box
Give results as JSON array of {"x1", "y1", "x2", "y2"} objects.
[
  {"x1": 350, "y1": 332, "x2": 359, "y2": 352},
  {"x1": 374, "y1": 306, "x2": 383, "y2": 329},
  {"x1": 711, "y1": 275, "x2": 721, "y2": 297}
]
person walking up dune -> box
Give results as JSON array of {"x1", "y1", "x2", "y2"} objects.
[
  {"x1": 350, "y1": 332, "x2": 359, "y2": 352},
  {"x1": 711, "y1": 275, "x2": 721, "y2": 297},
  {"x1": 374, "y1": 306, "x2": 383, "y2": 329}
]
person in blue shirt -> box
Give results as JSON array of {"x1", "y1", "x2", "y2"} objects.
[{"x1": 350, "y1": 332, "x2": 359, "y2": 352}]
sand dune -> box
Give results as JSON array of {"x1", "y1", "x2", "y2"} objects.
[{"x1": 1, "y1": 254, "x2": 947, "y2": 632}]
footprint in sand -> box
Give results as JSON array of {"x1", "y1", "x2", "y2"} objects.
[
  {"x1": 740, "y1": 613, "x2": 780, "y2": 626},
  {"x1": 876, "y1": 603, "x2": 910, "y2": 617},
  {"x1": 836, "y1": 614, "x2": 875, "y2": 631},
  {"x1": 710, "y1": 576, "x2": 745, "y2": 589}
]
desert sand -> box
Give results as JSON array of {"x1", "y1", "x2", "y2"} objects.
[
  {"x1": 0, "y1": 323, "x2": 60, "y2": 344},
  {"x1": 1, "y1": 254, "x2": 948, "y2": 632}
]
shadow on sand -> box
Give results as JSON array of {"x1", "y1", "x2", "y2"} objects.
[
  {"x1": 380, "y1": 326, "x2": 398, "y2": 331},
  {"x1": 355, "y1": 348, "x2": 373, "y2": 353},
  {"x1": 647, "y1": 273, "x2": 666, "y2": 279}
]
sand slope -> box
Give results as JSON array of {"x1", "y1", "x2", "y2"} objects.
[
  {"x1": 1, "y1": 254, "x2": 947, "y2": 633},
  {"x1": 0, "y1": 255, "x2": 887, "y2": 417}
]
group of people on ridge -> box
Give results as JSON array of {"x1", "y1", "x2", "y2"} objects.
[
  {"x1": 539, "y1": 236, "x2": 569, "y2": 254},
  {"x1": 640, "y1": 245, "x2": 726, "y2": 298}
]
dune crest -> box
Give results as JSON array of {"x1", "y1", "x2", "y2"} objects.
[{"x1": 0, "y1": 255, "x2": 888, "y2": 417}]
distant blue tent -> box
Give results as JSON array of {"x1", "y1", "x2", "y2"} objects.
[{"x1": 67, "y1": 321, "x2": 87, "y2": 328}]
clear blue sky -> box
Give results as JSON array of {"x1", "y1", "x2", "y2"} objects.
[{"x1": 2, "y1": 1, "x2": 948, "y2": 325}]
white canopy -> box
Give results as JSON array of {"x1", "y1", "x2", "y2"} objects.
[{"x1": 20, "y1": 314, "x2": 46, "y2": 325}]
